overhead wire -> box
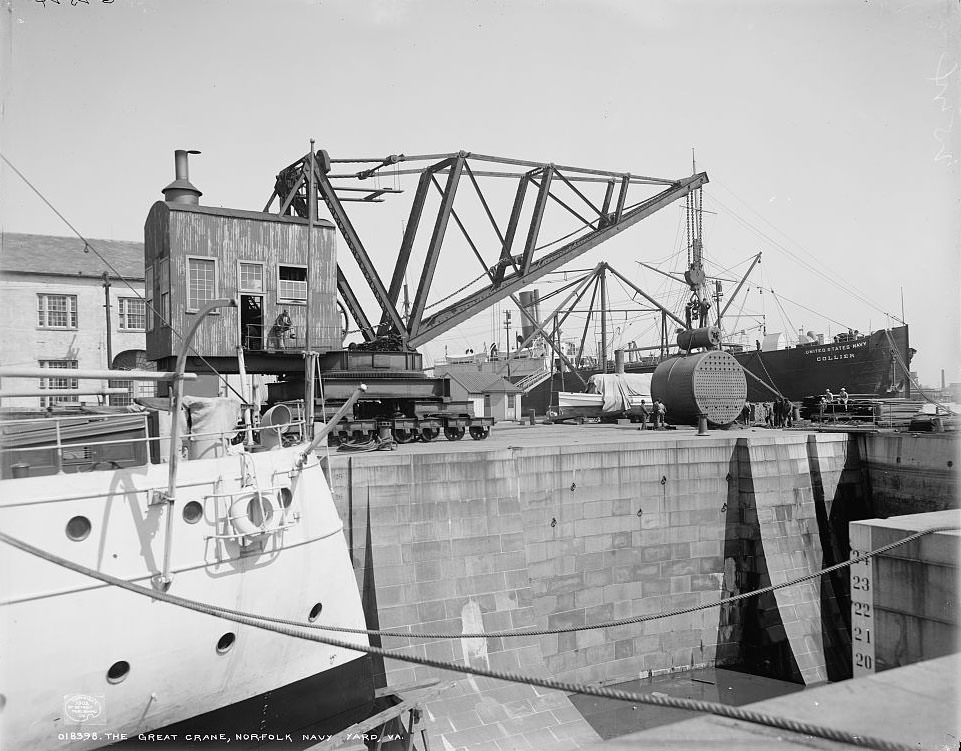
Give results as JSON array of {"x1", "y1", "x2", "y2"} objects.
[
  {"x1": 1, "y1": 152, "x2": 247, "y2": 403},
  {"x1": 707, "y1": 188, "x2": 902, "y2": 324}
]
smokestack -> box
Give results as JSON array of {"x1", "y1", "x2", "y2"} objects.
[
  {"x1": 518, "y1": 290, "x2": 541, "y2": 342},
  {"x1": 615, "y1": 349, "x2": 625, "y2": 374},
  {"x1": 162, "y1": 149, "x2": 202, "y2": 205}
]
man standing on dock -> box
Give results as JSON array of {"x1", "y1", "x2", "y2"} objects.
[
  {"x1": 638, "y1": 399, "x2": 649, "y2": 430},
  {"x1": 653, "y1": 399, "x2": 666, "y2": 429}
]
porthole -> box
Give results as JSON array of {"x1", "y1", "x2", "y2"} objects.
[
  {"x1": 277, "y1": 488, "x2": 293, "y2": 509},
  {"x1": 216, "y1": 632, "x2": 236, "y2": 654},
  {"x1": 308, "y1": 603, "x2": 323, "y2": 622},
  {"x1": 247, "y1": 496, "x2": 274, "y2": 527},
  {"x1": 106, "y1": 661, "x2": 130, "y2": 684},
  {"x1": 66, "y1": 516, "x2": 91, "y2": 542},
  {"x1": 182, "y1": 501, "x2": 203, "y2": 524},
  {"x1": 948, "y1": 461, "x2": 954, "y2": 468}
]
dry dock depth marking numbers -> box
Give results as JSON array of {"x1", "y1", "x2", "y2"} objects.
[{"x1": 849, "y1": 525, "x2": 875, "y2": 676}]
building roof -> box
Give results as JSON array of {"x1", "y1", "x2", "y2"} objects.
[
  {"x1": 160, "y1": 201, "x2": 334, "y2": 228},
  {"x1": 0, "y1": 232, "x2": 145, "y2": 281},
  {"x1": 446, "y1": 370, "x2": 524, "y2": 395}
]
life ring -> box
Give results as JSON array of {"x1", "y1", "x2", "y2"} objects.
[{"x1": 228, "y1": 492, "x2": 274, "y2": 537}]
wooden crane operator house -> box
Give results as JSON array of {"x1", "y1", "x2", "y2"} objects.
[{"x1": 145, "y1": 151, "x2": 340, "y2": 377}]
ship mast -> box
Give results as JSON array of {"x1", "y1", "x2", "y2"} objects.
[{"x1": 683, "y1": 151, "x2": 711, "y2": 328}]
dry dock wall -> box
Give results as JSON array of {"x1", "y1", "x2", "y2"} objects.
[
  {"x1": 849, "y1": 510, "x2": 959, "y2": 675},
  {"x1": 859, "y1": 433, "x2": 959, "y2": 517},
  {"x1": 327, "y1": 430, "x2": 864, "y2": 750}
]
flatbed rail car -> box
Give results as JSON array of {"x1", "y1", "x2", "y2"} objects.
[
  {"x1": 332, "y1": 414, "x2": 493, "y2": 443},
  {"x1": 265, "y1": 401, "x2": 494, "y2": 444}
]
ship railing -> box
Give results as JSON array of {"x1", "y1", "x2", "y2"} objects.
[
  {"x1": 242, "y1": 323, "x2": 304, "y2": 352},
  {"x1": 1, "y1": 415, "x2": 308, "y2": 476},
  {"x1": 1, "y1": 365, "x2": 197, "y2": 476}
]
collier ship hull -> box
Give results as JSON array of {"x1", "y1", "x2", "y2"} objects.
[
  {"x1": 513, "y1": 325, "x2": 913, "y2": 414},
  {"x1": 733, "y1": 325, "x2": 912, "y2": 403}
]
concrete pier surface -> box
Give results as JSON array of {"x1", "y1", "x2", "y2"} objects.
[
  {"x1": 596, "y1": 653, "x2": 959, "y2": 750},
  {"x1": 325, "y1": 422, "x2": 957, "y2": 749}
]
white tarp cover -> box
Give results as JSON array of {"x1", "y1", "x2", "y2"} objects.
[
  {"x1": 182, "y1": 396, "x2": 242, "y2": 459},
  {"x1": 585, "y1": 373, "x2": 653, "y2": 413}
]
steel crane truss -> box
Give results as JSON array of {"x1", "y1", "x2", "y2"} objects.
[
  {"x1": 490, "y1": 262, "x2": 688, "y2": 389},
  {"x1": 265, "y1": 150, "x2": 708, "y2": 350}
]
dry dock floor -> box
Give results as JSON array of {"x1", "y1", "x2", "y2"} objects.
[{"x1": 595, "y1": 654, "x2": 959, "y2": 750}]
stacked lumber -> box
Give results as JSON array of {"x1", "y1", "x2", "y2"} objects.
[{"x1": 799, "y1": 396, "x2": 924, "y2": 427}]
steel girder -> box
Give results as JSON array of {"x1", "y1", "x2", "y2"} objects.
[
  {"x1": 270, "y1": 148, "x2": 707, "y2": 351},
  {"x1": 407, "y1": 171, "x2": 708, "y2": 347}
]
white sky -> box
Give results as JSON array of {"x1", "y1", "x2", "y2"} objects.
[{"x1": 1, "y1": 0, "x2": 959, "y2": 385}]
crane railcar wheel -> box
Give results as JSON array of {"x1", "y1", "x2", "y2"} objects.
[
  {"x1": 419, "y1": 427, "x2": 440, "y2": 442},
  {"x1": 444, "y1": 426, "x2": 465, "y2": 441},
  {"x1": 469, "y1": 426, "x2": 490, "y2": 440},
  {"x1": 393, "y1": 428, "x2": 416, "y2": 444}
]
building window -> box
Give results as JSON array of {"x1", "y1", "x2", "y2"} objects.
[
  {"x1": 37, "y1": 294, "x2": 78, "y2": 329},
  {"x1": 39, "y1": 359, "x2": 79, "y2": 407},
  {"x1": 107, "y1": 379, "x2": 154, "y2": 406},
  {"x1": 187, "y1": 257, "x2": 217, "y2": 311},
  {"x1": 118, "y1": 297, "x2": 146, "y2": 330},
  {"x1": 239, "y1": 262, "x2": 265, "y2": 292},
  {"x1": 278, "y1": 265, "x2": 307, "y2": 303},
  {"x1": 108, "y1": 379, "x2": 134, "y2": 406}
]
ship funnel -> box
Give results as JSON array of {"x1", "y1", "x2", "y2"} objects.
[{"x1": 162, "y1": 149, "x2": 203, "y2": 205}]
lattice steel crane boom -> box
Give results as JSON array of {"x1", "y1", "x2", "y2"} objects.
[{"x1": 266, "y1": 148, "x2": 708, "y2": 350}]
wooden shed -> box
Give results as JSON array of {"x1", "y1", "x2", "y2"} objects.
[
  {"x1": 144, "y1": 202, "x2": 340, "y2": 372},
  {"x1": 446, "y1": 371, "x2": 524, "y2": 421}
]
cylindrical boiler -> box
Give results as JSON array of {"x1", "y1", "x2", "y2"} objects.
[
  {"x1": 651, "y1": 350, "x2": 746, "y2": 426},
  {"x1": 676, "y1": 326, "x2": 721, "y2": 351}
]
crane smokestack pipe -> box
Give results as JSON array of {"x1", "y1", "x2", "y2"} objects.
[{"x1": 162, "y1": 149, "x2": 203, "y2": 205}]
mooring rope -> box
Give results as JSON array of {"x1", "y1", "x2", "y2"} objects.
[
  {"x1": 9, "y1": 524, "x2": 944, "y2": 642},
  {"x1": 0, "y1": 530, "x2": 931, "y2": 751},
  {"x1": 1, "y1": 527, "x2": 954, "y2": 750}
]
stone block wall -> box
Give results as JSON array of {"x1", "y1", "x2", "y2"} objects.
[
  {"x1": 327, "y1": 431, "x2": 858, "y2": 749},
  {"x1": 861, "y1": 433, "x2": 959, "y2": 517}
]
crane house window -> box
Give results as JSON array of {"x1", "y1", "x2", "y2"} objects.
[
  {"x1": 118, "y1": 298, "x2": 146, "y2": 330},
  {"x1": 187, "y1": 257, "x2": 217, "y2": 311},
  {"x1": 239, "y1": 262, "x2": 265, "y2": 293},
  {"x1": 158, "y1": 259, "x2": 171, "y2": 326},
  {"x1": 39, "y1": 359, "x2": 79, "y2": 407},
  {"x1": 144, "y1": 265, "x2": 154, "y2": 331},
  {"x1": 278, "y1": 265, "x2": 307, "y2": 303},
  {"x1": 37, "y1": 294, "x2": 78, "y2": 329}
]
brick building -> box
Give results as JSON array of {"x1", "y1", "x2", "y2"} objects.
[{"x1": 0, "y1": 233, "x2": 149, "y2": 410}]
